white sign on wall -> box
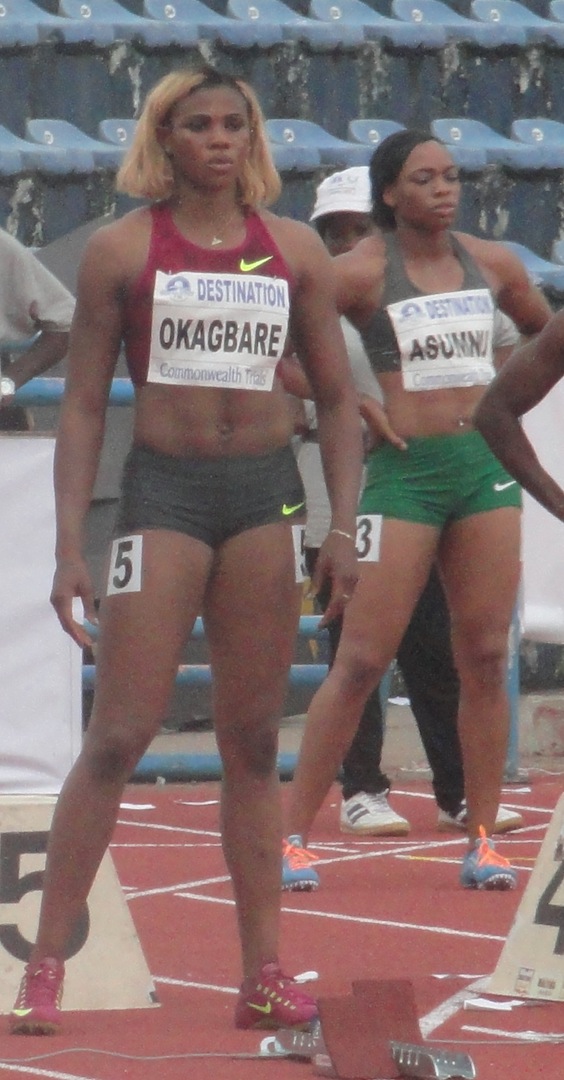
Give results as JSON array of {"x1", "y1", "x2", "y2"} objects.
[
  {"x1": 522, "y1": 384, "x2": 564, "y2": 644},
  {"x1": 0, "y1": 436, "x2": 81, "y2": 793}
]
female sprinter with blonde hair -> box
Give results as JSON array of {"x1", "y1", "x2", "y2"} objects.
[{"x1": 10, "y1": 67, "x2": 362, "y2": 1035}]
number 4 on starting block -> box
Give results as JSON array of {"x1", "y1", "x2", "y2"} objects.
[
  {"x1": 489, "y1": 791, "x2": 564, "y2": 1002},
  {"x1": 0, "y1": 796, "x2": 157, "y2": 1015}
]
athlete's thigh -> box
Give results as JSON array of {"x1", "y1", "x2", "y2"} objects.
[
  {"x1": 398, "y1": 565, "x2": 458, "y2": 692},
  {"x1": 91, "y1": 528, "x2": 213, "y2": 727},
  {"x1": 204, "y1": 520, "x2": 302, "y2": 722},
  {"x1": 439, "y1": 507, "x2": 521, "y2": 644},
  {"x1": 337, "y1": 517, "x2": 440, "y2": 666}
]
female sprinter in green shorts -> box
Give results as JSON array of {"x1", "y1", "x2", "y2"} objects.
[{"x1": 285, "y1": 129, "x2": 551, "y2": 890}]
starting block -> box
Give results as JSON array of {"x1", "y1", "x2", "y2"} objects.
[
  {"x1": 390, "y1": 1043, "x2": 476, "y2": 1079},
  {"x1": 489, "y1": 790, "x2": 564, "y2": 1002},
  {"x1": 272, "y1": 979, "x2": 476, "y2": 1079},
  {"x1": 0, "y1": 796, "x2": 157, "y2": 1014}
]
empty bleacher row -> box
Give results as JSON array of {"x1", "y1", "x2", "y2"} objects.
[
  {"x1": 3, "y1": 112, "x2": 564, "y2": 173},
  {"x1": 2, "y1": 0, "x2": 564, "y2": 286},
  {"x1": 7, "y1": 0, "x2": 564, "y2": 137},
  {"x1": 2, "y1": 107, "x2": 564, "y2": 280}
]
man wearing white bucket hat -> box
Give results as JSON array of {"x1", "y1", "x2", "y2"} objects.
[{"x1": 280, "y1": 165, "x2": 523, "y2": 891}]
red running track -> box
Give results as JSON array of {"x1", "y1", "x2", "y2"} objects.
[{"x1": 1, "y1": 775, "x2": 563, "y2": 1079}]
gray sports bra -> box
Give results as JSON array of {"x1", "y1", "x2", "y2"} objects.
[{"x1": 359, "y1": 231, "x2": 493, "y2": 374}]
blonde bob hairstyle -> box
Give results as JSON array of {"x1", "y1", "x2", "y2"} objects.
[{"x1": 116, "y1": 67, "x2": 281, "y2": 208}]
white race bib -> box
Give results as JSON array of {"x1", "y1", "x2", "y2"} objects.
[
  {"x1": 387, "y1": 288, "x2": 495, "y2": 392},
  {"x1": 148, "y1": 270, "x2": 290, "y2": 392},
  {"x1": 292, "y1": 524, "x2": 308, "y2": 583},
  {"x1": 107, "y1": 535, "x2": 143, "y2": 596},
  {"x1": 354, "y1": 514, "x2": 381, "y2": 562}
]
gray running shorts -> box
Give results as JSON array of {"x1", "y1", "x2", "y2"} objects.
[{"x1": 115, "y1": 443, "x2": 306, "y2": 549}]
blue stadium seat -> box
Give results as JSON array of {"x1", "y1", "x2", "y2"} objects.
[
  {"x1": 98, "y1": 118, "x2": 138, "y2": 152},
  {"x1": 347, "y1": 118, "x2": 406, "y2": 146},
  {"x1": 227, "y1": 0, "x2": 366, "y2": 47},
  {"x1": 0, "y1": 4, "x2": 40, "y2": 46},
  {"x1": 0, "y1": 123, "x2": 90, "y2": 173},
  {"x1": 549, "y1": 0, "x2": 564, "y2": 24},
  {"x1": 2, "y1": 0, "x2": 117, "y2": 46},
  {"x1": 471, "y1": 0, "x2": 564, "y2": 46},
  {"x1": 551, "y1": 237, "x2": 564, "y2": 263},
  {"x1": 511, "y1": 117, "x2": 564, "y2": 168},
  {"x1": 26, "y1": 119, "x2": 125, "y2": 170},
  {"x1": 425, "y1": 119, "x2": 489, "y2": 170},
  {"x1": 307, "y1": 0, "x2": 446, "y2": 46},
  {"x1": 503, "y1": 240, "x2": 564, "y2": 291},
  {"x1": 57, "y1": 0, "x2": 187, "y2": 46},
  {"x1": 143, "y1": 0, "x2": 285, "y2": 45},
  {"x1": 99, "y1": 115, "x2": 322, "y2": 172},
  {"x1": 349, "y1": 118, "x2": 488, "y2": 174},
  {"x1": 431, "y1": 117, "x2": 547, "y2": 171},
  {"x1": 0, "y1": 134, "x2": 23, "y2": 175},
  {"x1": 392, "y1": 0, "x2": 527, "y2": 44},
  {"x1": 265, "y1": 118, "x2": 372, "y2": 167},
  {"x1": 270, "y1": 144, "x2": 322, "y2": 171}
]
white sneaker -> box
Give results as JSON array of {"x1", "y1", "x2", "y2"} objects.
[
  {"x1": 437, "y1": 800, "x2": 523, "y2": 834},
  {"x1": 340, "y1": 791, "x2": 410, "y2": 836}
]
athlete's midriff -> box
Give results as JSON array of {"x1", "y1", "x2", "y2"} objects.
[
  {"x1": 359, "y1": 232, "x2": 496, "y2": 438},
  {"x1": 123, "y1": 204, "x2": 297, "y2": 458},
  {"x1": 377, "y1": 371, "x2": 488, "y2": 438}
]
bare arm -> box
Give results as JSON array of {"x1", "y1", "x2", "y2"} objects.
[
  {"x1": 51, "y1": 226, "x2": 126, "y2": 645},
  {"x1": 358, "y1": 393, "x2": 407, "y2": 452},
  {"x1": 284, "y1": 223, "x2": 364, "y2": 621},
  {"x1": 459, "y1": 234, "x2": 553, "y2": 338},
  {"x1": 277, "y1": 354, "x2": 313, "y2": 400},
  {"x1": 474, "y1": 309, "x2": 564, "y2": 522},
  {"x1": 3, "y1": 329, "x2": 69, "y2": 394}
]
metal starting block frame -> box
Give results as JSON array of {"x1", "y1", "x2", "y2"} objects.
[
  {"x1": 390, "y1": 1041, "x2": 477, "y2": 1080},
  {"x1": 269, "y1": 1027, "x2": 477, "y2": 1080},
  {"x1": 266, "y1": 981, "x2": 477, "y2": 1079},
  {"x1": 273, "y1": 1021, "x2": 326, "y2": 1059}
]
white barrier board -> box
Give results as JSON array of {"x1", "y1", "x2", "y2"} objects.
[
  {"x1": 488, "y1": 791, "x2": 564, "y2": 1001},
  {"x1": 522, "y1": 385, "x2": 564, "y2": 644},
  {"x1": 0, "y1": 797, "x2": 157, "y2": 1013},
  {"x1": 0, "y1": 437, "x2": 81, "y2": 793}
]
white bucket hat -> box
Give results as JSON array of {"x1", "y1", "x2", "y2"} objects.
[{"x1": 309, "y1": 166, "x2": 372, "y2": 224}]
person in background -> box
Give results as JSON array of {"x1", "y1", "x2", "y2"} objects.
[
  {"x1": 0, "y1": 229, "x2": 75, "y2": 430},
  {"x1": 9, "y1": 67, "x2": 362, "y2": 1037},
  {"x1": 279, "y1": 166, "x2": 524, "y2": 890},
  {"x1": 474, "y1": 307, "x2": 564, "y2": 519},
  {"x1": 282, "y1": 132, "x2": 551, "y2": 893}
]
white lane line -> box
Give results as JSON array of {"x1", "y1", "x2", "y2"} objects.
[
  {"x1": 154, "y1": 975, "x2": 237, "y2": 995},
  {"x1": 463, "y1": 1023, "x2": 564, "y2": 1043},
  {"x1": 126, "y1": 874, "x2": 231, "y2": 900},
  {"x1": 313, "y1": 837, "x2": 470, "y2": 870},
  {"x1": 174, "y1": 800, "x2": 219, "y2": 806},
  {"x1": 111, "y1": 842, "x2": 222, "y2": 849},
  {"x1": 392, "y1": 790, "x2": 552, "y2": 816},
  {"x1": 419, "y1": 977, "x2": 490, "y2": 1038},
  {"x1": 117, "y1": 819, "x2": 221, "y2": 838},
  {"x1": 174, "y1": 891, "x2": 505, "y2": 941},
  {"x1": 0, "y1": 1064, "x2": 97, "y2": 1080},
  {"x1": 395, "y1": 855, "x2": 533, "y2": 871}
]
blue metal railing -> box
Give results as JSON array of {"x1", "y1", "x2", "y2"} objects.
[
  {"x1": 15, "y1": 376, "x2": 521, "y2": 781},
  {"x1": 14, "y1": 376, "x2": 134, "y2": 406}
]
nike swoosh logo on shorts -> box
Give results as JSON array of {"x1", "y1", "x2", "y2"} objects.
[
  {"x1": 493, "y1": 480, "x2": 517, "y2": 492},
  {"x1": 282, "y1": 502, "x2": 305, "y2": 516},
  {"x1": 239, "y1": 256, "x2": 274, "y2": 272}
]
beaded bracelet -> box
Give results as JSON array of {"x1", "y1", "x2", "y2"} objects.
[{"x1": 329, "y1": 528, "x2": 356, "y2": 543}]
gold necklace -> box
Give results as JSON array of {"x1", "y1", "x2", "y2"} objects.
[
  {"x1": 210, "y1": 208, "x2": 243, "y2": 247},
  {"x1": 171, "y1": 198, "x2": 243, "y2": 247}
]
